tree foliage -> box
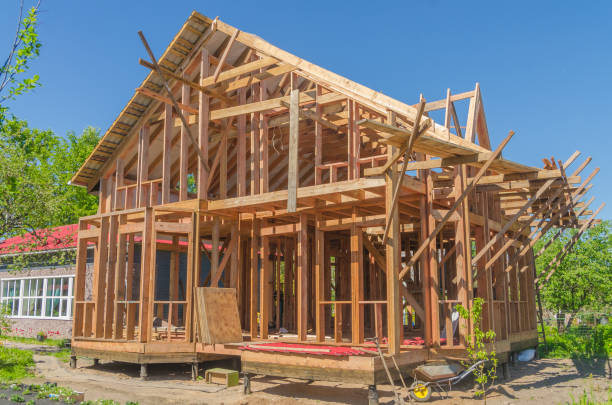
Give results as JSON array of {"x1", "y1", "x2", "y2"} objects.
[
  {"x1": 535, "y1": 221, "x2": 612, "y2": 323},
  {"x1": 0, "y1": 119, "x2": 100, "y2": 239},
  {"x1": 0, "y1": 1, "x2": 42, "y2": 122}
]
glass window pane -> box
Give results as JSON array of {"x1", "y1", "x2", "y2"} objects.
[
  {"x1": 46, "y1": 278, "x2": 54, "y2": 297},
  {"x1": 62, "y1": 278, "x2": 69, "y2": 297},
  {"x1": 13, "y1": 299, "x2": 19, "y2": 316},
  {"x1": 54, "y1": 278, "x2": 62, "y2": 297},
  {"x1": 2, "y1": 282, "x2": 7, "y2": 298},
  {"x1": 37, "y1": 280, "x2": 44, "y2": 297},
  {"x1": 52, "y1": 298, "x2": 60, "y2": 317},
  {"x1": 36, "y1": 298, "x2": 42, "y2": 316},
  {"x1": 45, "y1": 299, "x2": 52, "y2": 317}
]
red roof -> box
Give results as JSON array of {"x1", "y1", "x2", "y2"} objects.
[
  {"x1": 0, "y1": 225, "x2": 78, "y2": 255},
  {"x1": 0, "y1": 224, "x2": 215, "y2": 255}
]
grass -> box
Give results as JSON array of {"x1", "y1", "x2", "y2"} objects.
[
  {"x1": 563, "y1": 388, "x2": 612, "y2": 404},
  {"x1": 0, "y1": 346, "x2": 34, "y2": 382},
  {"x1": 539, "y1": 324, "x2": 612, "y2": 359},
  {"x1": 0, "y1": 335, "x2": 69, "y2": 348}
]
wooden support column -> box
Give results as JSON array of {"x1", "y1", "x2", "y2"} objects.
[
  {"x1": 315, "y1": 216, "x2": 325, "y2": 341},
  {"x1": 287, "y1": 84, "x2": 299, "y2": 212},
  {"x1": 260, "y1": 78, "x2": 269, "y2": 193},
  {"x1": 198, "y1": 49, "x2": 210, "y2": 200},
  {"x1": 314, "y1": 85, "x2": 323, "y2": 185},
  {"x1": 93, "y1": 217, "x2": 109, "y2": 338},
  {"x1": 237, "y1": 89, "x2": 247, "y2": 197},
  {"x1": 73, "y1": 221, "x2": 89, "y2": 338},
  {"x1": 211, "y1": 217, "x2": 220, "y2": 286},
  {"x1": 139, "y1": 207, "x2": 154, "y2": 342},
  {"x1": 260, "y1": 231, "x2": 271, "y2": 339},
  {"x1": 162, "y1": 104, "x2": 172, "y2": 204},
  {"x1": 114, "y1": 160, "x2": 125, "y2": 210},
  {"x1": 179, "y1": 83, "x2": 190, "y2": 201},
  {"x1": 250, "y1": 220, "x2": 260, "y2": 338},
  {"x1": 454, "y1": 165, "x2": 471, "y2": 344},
  {"x1": 137, "y1": 126, "x2": 150, "y2": 207},
  {"x1": 385, "y1": 112, "x2": 401, "y2": 355},
  {"x1": 297, "y1": 214, "x2": 308, "y2": 341},
  {"x1": 186, "y1": 212, "x2": 196, "y2": 342},
  {"x1": 104, "y1": 214, "x2": 118, "y2": 339},
  {"x1": 421, "y1": 168, "x2": 439, "y2": 346},
  {"x1": 350, "y1": 208, "x2": 364, "y2": 344},
  {"x1": 251, "y1": 79, "x2": 261, "y2": 195}
]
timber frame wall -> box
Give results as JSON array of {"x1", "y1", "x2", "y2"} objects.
[{"x1": 70, "y1": 11, "x2": 601, "y2": 360}]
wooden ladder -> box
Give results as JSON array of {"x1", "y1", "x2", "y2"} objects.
[{"x1": 535, "y1": 284, "x2": 547, "y2": 347}]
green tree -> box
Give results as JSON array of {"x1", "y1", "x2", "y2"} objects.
[
  {"x1": 535, "y1": 221, "x2": 612, "y2": 329},
  {"x1": 0, "y1": 119, "x2": 100, "y2": 239},
  {"x1": 1, "y1": 0, "x2": 42, "y2": 122}
]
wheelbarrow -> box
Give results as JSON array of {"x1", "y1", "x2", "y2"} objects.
[{"x1": 408, "y1": 359, "x2": 486, "y2": 402}]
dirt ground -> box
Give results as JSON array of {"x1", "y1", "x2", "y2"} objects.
[{"x1": 15, "y1": 347, "x2": 612, "y2": 405}]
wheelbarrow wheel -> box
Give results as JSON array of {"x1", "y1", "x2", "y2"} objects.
[{"x1": 409, "y1": 380, "x2": 431, "y2": 402}]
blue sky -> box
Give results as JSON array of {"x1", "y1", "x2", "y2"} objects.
[{"x1": 2, "y1": 1, "x2": 611, "y2": 219}]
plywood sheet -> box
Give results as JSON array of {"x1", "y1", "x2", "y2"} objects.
[{"x1": 195, "y1": 287, "x2": 243, "y2": 344}]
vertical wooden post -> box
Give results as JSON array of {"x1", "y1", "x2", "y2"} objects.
[
  {"x1": 73, "y1": 221, "x2": 89, "y2": 338},
  {"x1": 315, "y1": 216, "x2": 325, "y2": 341},
  {"x1": 250, "y1": 220, "x2": 260, "y2": 338},
  {"x1": 385, "y1": 112, "x2": 401, "y2": 355},
  {"x1": 185, "y1": 212, "x2": 196, "y2": 342},
  {"x1": 180, "y1": 84, "x2": 190, "y2": 201},
  {"x1": 454, "y1": 165, "x2": 471, "y2": 344},
  {"x1": 297, "y1": 214, "x2": 308, "y2": 341},
  {"x1": 314, "y1": 85, "x2": 323, "y2": 185},
  {"x1": 104, "y1": 214, "x2": 118, "y2": 338},
  {"x1": 114, "y1": 160, "x2": 125, "y2": 211},
  {"x1": 251, "y1": 80, "x2": 261, "y2": 195},
  {"x1": 287, "y1": 86, "x2": 299, "y2": 213},
  {"x1": 137, "y1": 126, "x2": 149, "y2": 207},
  {"x1": 347, "y1": 99, "x2": 354, "y2": 180},
  {"x1": 198, "y1": 49, "x2": 210, "y2": 200},
  {"x1": 93, "y1": 217, "x2": 109, "y2": 338},
  {"x1": 260, "y1": 78, "x2": 269, "y2": 193},
  {"x1": 237, "y1": 89, "x2": 247, "y2": 197},
  {"x1": 260, "y1": 232, "x2": 271, "y2": 339},
  {"x1": 139, "y1": 207, "x2": 154, "y2": 342},
  {"x1": 162, "y1": 104, "x2": 172, "y2": 204},
  {"x1": 351, "y1": 208, "x2": 364, "y2": 344},
  {"x1": 211, "y1": 217, "x2": 220, "y2": 286}
]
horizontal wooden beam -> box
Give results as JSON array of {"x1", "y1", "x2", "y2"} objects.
[{"x1": 201, "y1": 56, "x2": 278, "y2": 88}]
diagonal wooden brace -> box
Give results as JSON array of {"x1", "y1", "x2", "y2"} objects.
[
  {"x1": 398, "y1": 130, "x2": 515, "y2": 280},
  {"x1": 138, "y1": 31, "x2": 211, "y2": 174},
  {"x1": 471, "y1": 151, "x2": 580, "y2": 266}
]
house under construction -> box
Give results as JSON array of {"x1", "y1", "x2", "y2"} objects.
[{"x1": 69, "y1": 10, "x2": 602, "y2": 393}]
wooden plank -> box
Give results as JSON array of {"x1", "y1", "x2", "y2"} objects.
[
  {"x1": 138, "y1": 207, "x2": 153, "y2": 342},
  {"x1": 385, "y1": 112, "x2": 401, "y2": 355},
  {"x1": 162, "y1": 104, "x2": 173, "y2": 204},
  {"x1": 287, "y1": 89, "x2": 299, "y2": 213},
  {"x1": 211, "y1": 28, "x2": 239, "y2": 83},
  {"x1": 104, "y1": 215, "x2": 118, "y2": 339},
  {"x1": 202, "y1": 56, "x2": 277, "y2": 87},
  {"x1": 198, "y1": 48, "x2": 210, "y2": 200},
  {"x1": 260, "y1": 234, "x2": 271, "y2": 339},
  {"x1": 135, "y1": 87, "x2": 197, "y2": 114},
  {"x1": 93, "y1": 217, "x2": 109, "y2": 338},
  {"x1": 195, "y1": 287, "x2": 243, "y2": 344},
  {"x1": 250, "y1": 220, "x2": 259, "y2": 338},
  {"x1": 315, "y1": 217, "x2": 325, "y2": 342},
  {"x1": 297, "y1": 214, "x2": 308, "y2": 341},
  {"x1": 179, "y1": 83, "x2": 190, "y2": 201},
  {"x1": 350, "y1": 209, "x2": 364, "y2": 344}
]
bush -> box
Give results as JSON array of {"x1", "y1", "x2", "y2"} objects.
[
  {"x1": 539, "y1": 324, "x2": 612, "y2": 359},
  {"x1": 0, "y1": 347, "x2": 34, "y2": 382}
]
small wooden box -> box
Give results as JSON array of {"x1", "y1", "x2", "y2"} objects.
[{"x1": 205, "y1": 368, "x2": 239, "y2": 387}]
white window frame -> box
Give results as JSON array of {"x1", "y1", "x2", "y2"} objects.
[{"x1": 0, "y1": 275, "x2": 74, "y2": 320}]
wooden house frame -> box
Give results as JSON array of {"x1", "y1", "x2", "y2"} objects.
[{"x1": 69, "y1": 11, "x2": 600, "y2": 387}]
